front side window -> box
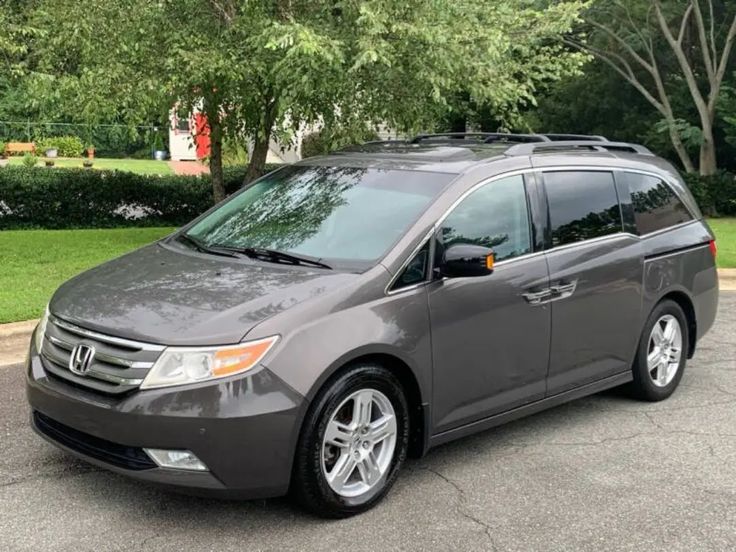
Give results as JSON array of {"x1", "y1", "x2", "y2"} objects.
[
  {"x1": 185, "y1": 165, "x2": 454, "y2": 270},
  {"x1": 544, "y1": 171, "x2": 622, "y2": 247},
  {"x1": 437, "y1": 175, "x2": 532, "y2": 263},
  {"x1": 620, "y1": 172, "x2": 693, "y2": 235}
]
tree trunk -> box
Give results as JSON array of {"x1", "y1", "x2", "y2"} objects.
[
  {"x1": 209, "y1": 119, "x2": 226, "y2": 203},
  {"x1": 244, "y1": 134, "x2": 270, "y2": 185},
  {"x1": 699, "y1": 126, "x2": 717, "y2": 176},
  {"x1": 667, "y1": 123, "x2": 697, "y2": 174}
]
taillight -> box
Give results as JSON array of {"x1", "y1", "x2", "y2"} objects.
[{"x1": 709, "y1": 239, "x2": 717, "y2": 258}]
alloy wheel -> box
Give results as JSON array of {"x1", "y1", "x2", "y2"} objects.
[
  {"x1": 647, "y1": 314, "x2": 683, "y2": 387},
  {"x1": 321, "y1": 388, "x2": 397, "y2": 498}
]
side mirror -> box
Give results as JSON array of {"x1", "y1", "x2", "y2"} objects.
[{"x1": 440, "y1": 244, "x2": 495, "y2": 278}]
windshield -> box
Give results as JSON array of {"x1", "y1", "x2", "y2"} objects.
[{"x1": 183, "y1": 165, "x2": 454, "y2": 270}]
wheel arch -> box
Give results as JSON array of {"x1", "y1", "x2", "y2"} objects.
[{"x1": 301, "y1": 348, "x2": 429, "y2": 459}]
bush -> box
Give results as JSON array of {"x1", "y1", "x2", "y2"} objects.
[
  {"x1": 22, "y1": 153, "x2": 39, "y2": 168},
  {"x1": 301, "y1": 128, "x2": 380, "y2": 159},
  {"x1": 0, "y1": 164, "x2": 283, "y2": 229},
  {"x1": 682, "y1": 171, "x2": 736, "y2": 216},
  {"x1": 35, "y1": 136, "x2": 85, "y2": 157}
]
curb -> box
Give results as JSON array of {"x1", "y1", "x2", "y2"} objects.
[{"x1": 1, "y1": 269, "x2": 735, "y2": 367}]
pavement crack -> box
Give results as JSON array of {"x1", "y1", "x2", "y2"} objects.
[{"x1": 417, "y1": 466, "x2": 499, "y2": 551}]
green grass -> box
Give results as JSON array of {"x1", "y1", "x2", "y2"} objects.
[
  {"x1": 708, "y1": 218, "x2": 736, "y2": 269},
  {"x1": 0, "y1": 227, "x2": 174, "y2": 323},
  {"x1": 7, "y1": 157, "x2": 173, "y2": 175}
]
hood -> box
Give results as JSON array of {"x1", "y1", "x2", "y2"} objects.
[{"x1": 50, "y1": 242, "x2": 360, "y2": 345}]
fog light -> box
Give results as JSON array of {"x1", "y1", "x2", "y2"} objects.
[{"x1": 144, "y1": 448, "x2": 208, "y2": 471}]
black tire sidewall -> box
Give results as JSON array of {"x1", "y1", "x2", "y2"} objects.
[
  {"x1": 632, "y1": 300, "x2": 688, "y2": 401},
  {"x1": 293, "y1": 364, "x2": 410, "y2": 517}
]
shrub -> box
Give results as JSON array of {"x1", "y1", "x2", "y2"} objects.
[
  {"x1": 682, "y1": 171, "x2": 736, "y2": 216},
  {"x1": 0, "y1": 163, "x2": 283, "y2": 229},
  {"x1": 22, "y1": 153, "x2": 39, "y2": 168},
  {"x1": 35, "y1": 136, "x2": 85, "y2": 157},
  {"x1": 301, "y1": 127, "x2": 380, "y2": 159}
]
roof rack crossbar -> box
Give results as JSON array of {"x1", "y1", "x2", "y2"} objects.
[
  {"x1": 542, "y1": 134, "x2": 608, "y2": 142},
  {"x1": 410, "y1": 132, "x2": 550, "y2": 144},
  {"x1": 505, "y1": 140, "x2": 653, "y2": 156}
]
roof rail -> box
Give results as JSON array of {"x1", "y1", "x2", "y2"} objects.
[
  {"x1": 542, "y1": 134, "x2": 608, "y2": 142},
  {"x1": 505, "y1": 140, "x2": 654, "y2": 156},
  {"x1": 410, "y1": 132, "x2": 550, "y2": 144}
]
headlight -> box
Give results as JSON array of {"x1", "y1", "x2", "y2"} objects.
[
  {"x1": 140, "y1": 336, "x2": 279, "y2": 390},
  {"x1": 34, "y1": 305, "x2": 50, "y2": 354}
]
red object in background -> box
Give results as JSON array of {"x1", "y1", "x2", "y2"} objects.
[{"x1": 194, "y1": 113, "x2": 211, "y2": 159}]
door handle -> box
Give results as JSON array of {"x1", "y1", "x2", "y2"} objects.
[
  {"x1": 522, "y1": 289, "x2": 552, "y2": 304},
  {"x1": 550, "y1": 281, "x2": 577, "y2": 299}
]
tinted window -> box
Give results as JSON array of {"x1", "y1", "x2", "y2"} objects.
[
  {"x1": 438, "y1": 175, "x2": 531, "y2": 262},
  {"x1": 186, "y1": 166, "x2": 453, "y2": 269},
  {"x1": 545, "y1": 171, "x2": 622, "y2": 247},
  {"x1": 622, "y1": 172, "x2": 693, "y2": 234},
  {"x1": 393, "y1": 241, "x2": 430, "y2": 290}
]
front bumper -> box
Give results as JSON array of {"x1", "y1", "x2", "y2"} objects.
[{"x1": 26, "y1": 334, "x2": 307, "y2": 499}]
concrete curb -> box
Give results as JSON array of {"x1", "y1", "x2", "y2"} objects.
[{"x1": 1, "y1": 269, "x2": 735, "y2": 367}]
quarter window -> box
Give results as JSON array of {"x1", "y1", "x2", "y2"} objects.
[
  {"x1": 621, "y1": 172, "x2": 693, "y2": 235},
  {"x1": 544, "y1": 171, "x2": 622, "y2": 247},
  {"x1": 393, "y1": 241, "x2": 430, "y2": 290},
  {"x1": 437, "y1": 175, "x2": 531, "y2": 263}
]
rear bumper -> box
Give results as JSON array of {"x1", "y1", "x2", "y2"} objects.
[{"x1": 25, "y1": 334, "x2": 307, "y2": 499}]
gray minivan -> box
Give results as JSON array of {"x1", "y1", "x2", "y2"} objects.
[{"x1": 26, "y1": 134, "x2": 719, "y2": 517}]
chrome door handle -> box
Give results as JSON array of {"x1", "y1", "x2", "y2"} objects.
[
  {"x1": 550, "y1": 281, "x2": 577, "y2": 299},
  {"x1": 522, "y1": 289, "x2": 552, "y2": 304}
]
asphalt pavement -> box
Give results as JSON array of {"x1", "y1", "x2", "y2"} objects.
[{"x1": 1, "y1": 294, "x2": 735, "y2": 551}]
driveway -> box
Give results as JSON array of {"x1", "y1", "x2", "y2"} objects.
[{"x1": 1, "y1": 294, "x2": 735, "y2": 551}]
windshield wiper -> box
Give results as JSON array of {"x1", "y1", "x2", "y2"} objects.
[
  {"x1": 177, "y1": 233, "x2": 239, "y2": 258},
  {"x1": 222, "y1": 246, "x2": 333, "y2": 269}
]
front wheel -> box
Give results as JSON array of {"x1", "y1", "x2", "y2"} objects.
[
  {"x1": 630, "y1": 299, "x2": 689, "y2": 401},
  {"x1": 292, "y1": 364, "x2": 410, "y2": 518}
]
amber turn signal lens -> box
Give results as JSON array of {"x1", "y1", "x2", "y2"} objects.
[
  {"x1": 485, "y1": 253, "x2": 495, "y2": 270},
  {"x1": 212, "y1": 336, "x2": 279, "y2": 377}
]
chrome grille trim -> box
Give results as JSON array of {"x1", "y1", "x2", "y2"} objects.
[
  {"x1": 46, "y1": 335, "x2": 154, "y2": 369},
  {"x1": 50, "y1": 316, "x2": 165, "y2": 352},
  {"x1": 42, "y1": 349, "x2": 144, "y2": 386}
]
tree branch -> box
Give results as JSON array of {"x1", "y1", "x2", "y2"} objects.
[
  {"x1": 590, "y1": 20, "x2": 656, "y2": 76},
  {"x1": 564, "y1": 38, "x2": 666, "y2": 115},
  {"x1": 709, "y1": 13, "x2": 736, "y2": 113},
  {"x1": 693, "y1": 0, "x2": 716, "y2": 84},
  {"x1": 677, "y1": 3, "x2": 695, "y2": 45}
]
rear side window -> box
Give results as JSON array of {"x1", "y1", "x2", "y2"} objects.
[
  {"x1": 437, "y1": 175, "x2": 531, "y2": 262},
  {"x1": 544, "y1": 171, "x2": 622, "y2": 247},
  {"x1": 620, "y1": 172, "x2": 693, "y2": 235}
]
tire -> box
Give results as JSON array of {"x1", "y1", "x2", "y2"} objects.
[
  {"x1": 292, "y1": 364, "x2": 410, "y2": 518},
  {"x1": 630, "y1": 299, "x2": 689, "y2": 401}
]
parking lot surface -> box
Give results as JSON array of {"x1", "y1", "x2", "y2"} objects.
[{"x1": 1, "y1": 294, "x2": 735, "y2": 551}]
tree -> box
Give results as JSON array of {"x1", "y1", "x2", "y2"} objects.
[
  {"x1": 566, "y1": 0, "x2": 736, "y2": 175},
  {"x1": 14, "y1": 0, "x2": 589, "y2": 202}
]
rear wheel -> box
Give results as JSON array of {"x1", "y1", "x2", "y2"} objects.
[
  {"x1": 630, "y1": 300, "x2": 688, "y2": 401},
  {"x1": 292, "y1": 364, "x2": 409, "y2": 518}
]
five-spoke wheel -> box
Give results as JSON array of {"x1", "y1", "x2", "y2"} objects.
[{"x1": 293, "y1": 364, "x2": 409, "y2": 517}]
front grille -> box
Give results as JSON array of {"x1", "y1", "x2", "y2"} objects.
[
  {"x1": 33, "y1": 411, "x2": 157, "y2": 470},
  {"x1": 40, "y1": 316, "x2": 163, "y2": 395}
]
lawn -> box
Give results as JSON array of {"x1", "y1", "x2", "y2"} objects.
[
  {"x1": 7, "y1": 157, "x2": 173, "y2": 175},
  {"x1": 0, "y1": 227, "x2": 174, "y2": 323},
  {"x1": 708, "y1": 218, "x2": 736, "y2": 269}
]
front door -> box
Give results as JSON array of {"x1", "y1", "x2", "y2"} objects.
[
  {"x1": 428, "y1": 174, "x2": 551, "y2": 434},
  {"x1": 540, "y1": 170, "x2": 643, "y2": 395}
]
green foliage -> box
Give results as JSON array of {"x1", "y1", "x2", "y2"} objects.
[
  {"x1": 682, "y1": 172, "x2": 736, "y2": 216},
  {"x1": 0, "y1": 164, "x2": 281, "y2": 229},
  {"x1": 301, "y1": 127, "x2": 380, "y2": 159},
  {"x1": 21, "y1": 153, "x2": 38, "y2": 167},
  {"x1": 35, "y1": 135, "x2": 84, "y2": 157}
]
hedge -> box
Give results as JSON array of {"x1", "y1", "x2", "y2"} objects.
[
  {"x1": 35, "y1": 136, "x2": 85, "y2": 157},
  {"x1": 0, "y1": 164, "x2": 282, "y2": 229},
  {"x1": 682, "y1": 171, "x2": 736, "y2": 217}
]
